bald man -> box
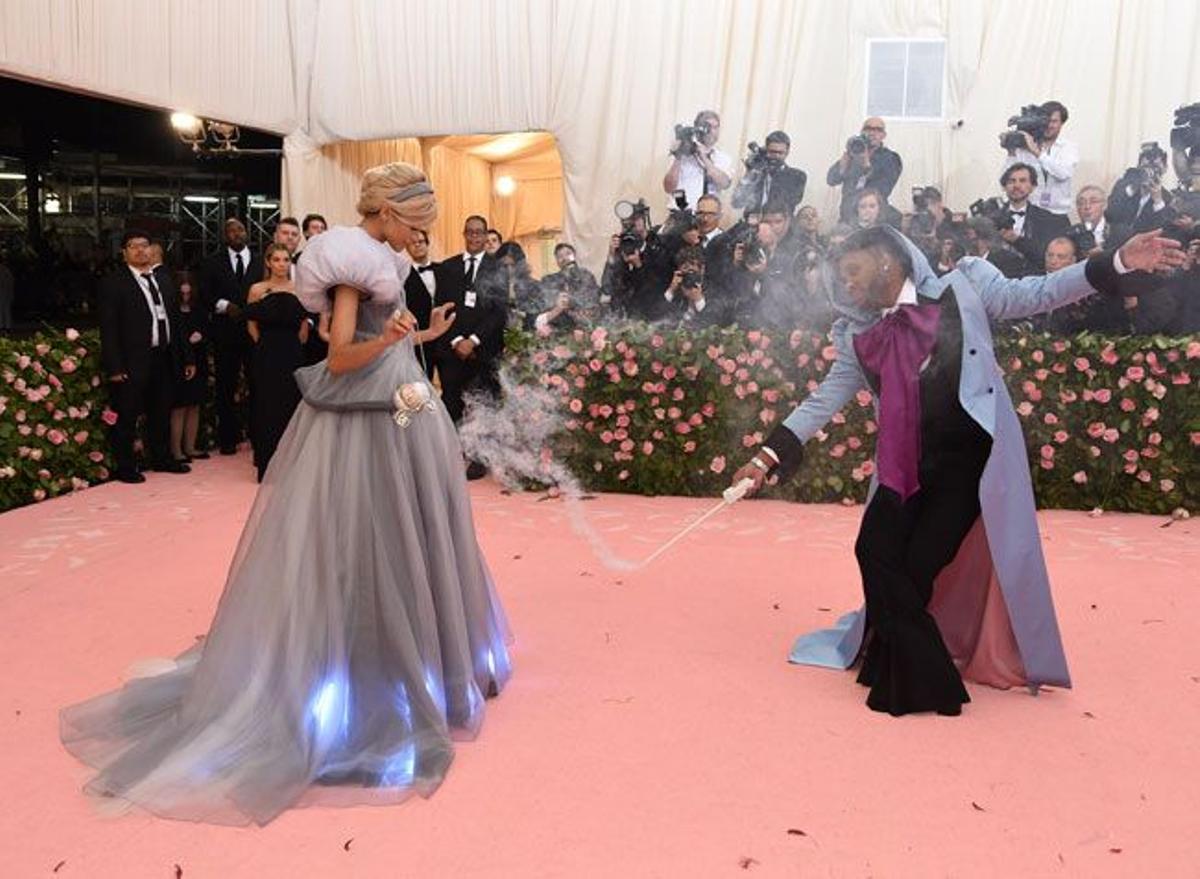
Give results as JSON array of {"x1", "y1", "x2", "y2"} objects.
[{"x1": 827, "y1": 117, "x2": 904, "y2": 223}]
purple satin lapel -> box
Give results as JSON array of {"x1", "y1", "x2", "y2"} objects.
[{"x1": 852, "y1": 303, "x2": 941, "y2": 501}]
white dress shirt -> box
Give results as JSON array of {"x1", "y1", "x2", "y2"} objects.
[
  {"x1": 128, "y1": 265, "x2": 169, "y2": 347},
  {"x1": 1005, "y1": 202, "x2": 1029, "y2": 237},
  {"x1": 1003, "y1": 137, "x2": 1079, "y2": 215},
  {"x1": 449, "y1": 252, "x2": 486, "y2": 348},
  {"x1": 413, "y1": 262, "x2": 437, "y2": 298},
  {"x1": 673, "y1": 148, "x2": 734, "y2": 211}
]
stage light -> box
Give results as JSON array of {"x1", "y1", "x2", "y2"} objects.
[
  {"x1": 0, "y1": 172, "x2": 27, "y2": 180},
  {"x1": 494, "y1": 175, "x2": 517, "y2": 196},
  {"x1": 171, "y1": 112, "x2": 203, "y2": 137},
  {"x1": 182, "y1": 195, "x2": 220, "y2": 204},
  {"x1": 43, "y1": 192, "x2": 61, "y2": 214}
]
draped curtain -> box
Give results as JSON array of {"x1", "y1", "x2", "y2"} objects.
[{"x1": 3, "y1": 0, "x2": 1198, "y2": 271}]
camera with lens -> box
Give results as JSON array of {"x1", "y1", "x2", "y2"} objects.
[
  {"x1": 726, "y1": 220, "x2": 767, "y2": 268},
  {"x1": 743, "y1": 142, "x2": 783, "y2": 173},
  {"x1": 968, "y1": 196, "x2": 1015, "y2": 231},
  {"x1": 660, "y1": 189, "x2": 697, "y2": 238},
  {"x1": 614, "y1": 198, "x2": 650, "y2": 231},
  {"x1": 1000, "y1": 103, "x2": 1050, "y2": 152},
  {"x1": 672, "y1": 119, "x2": 713, "y2": 158},
  {"x1": 912, "y1": 185, "x2": 933, "y2": 212},
  {"x1": 1170, "y1": 103, "x2": 1200, "y2": 151},
  {"x1": 679, "y1": 270, "x2": 703, "y2": 292},
  {"x1": 846, "y1": 134, "x2": 870, "y2": 156},
  {"x1": 1117, "y1": 142, "x2": 1168, "y2": 197},
  {"x1": 1065, "y1": 223, "x2": 1097, "y2": 255}
]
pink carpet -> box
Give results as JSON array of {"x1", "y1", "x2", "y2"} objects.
[{"x1": 2, "y1": 452, "x2": 1197, "y2": 877}]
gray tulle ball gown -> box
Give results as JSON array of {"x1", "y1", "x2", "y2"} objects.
[{"x1": 60, "y1": 226, "x2": 512, "y2": 826}]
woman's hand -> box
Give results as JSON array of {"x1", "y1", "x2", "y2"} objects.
[{"x1": 382, "y1": 309, "x2": 417, "y2": 345}]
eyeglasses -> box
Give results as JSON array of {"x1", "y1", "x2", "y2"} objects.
[
  {"x1": 862, "y1": 125, "x2": 885, "y2": 133},
  {"x1": 696, "y1": 210, "x2": 719, "y2": 217}
]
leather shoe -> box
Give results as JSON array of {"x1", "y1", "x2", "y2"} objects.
[
  {"x1": 113, "y1": 469, "x2": 146, "y2": 484},
  {"x1": 465, "y1": 460, "x2": 488, "y2": 481},
  {"x1": 188, "y1": 451, "x2": 211, "y2": 460},
  {"x1": 151, "y1": 461, "x2": 191, "y2": 474},
  {"x1": 219, "y1": 445, "x2": 238, "y2": 456}
]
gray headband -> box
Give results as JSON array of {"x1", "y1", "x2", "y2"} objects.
[{"x1": 390, "y1": 182, "x2": 434, "y2": 202}]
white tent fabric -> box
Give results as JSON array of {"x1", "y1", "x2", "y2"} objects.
[{"x1": 2, "y1": 0, "x2": 1198, "y2": 268}]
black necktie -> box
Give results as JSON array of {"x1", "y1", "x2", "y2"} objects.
[
  {"x1": 142, "y1": 273, "x2": 169, "y2": 347},
  {"x1": 465, "y1": 256, "x2": 476, "y2": 288},
  {"x1": 234, "y1": 252, "x2": 245, "y2": 284}
]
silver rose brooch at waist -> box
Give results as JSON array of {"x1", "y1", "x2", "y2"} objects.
[{"x1": 392, "y1": 382, "x2": 435, "y2": 428}]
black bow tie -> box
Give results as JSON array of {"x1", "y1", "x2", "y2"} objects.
[
  {"x1": 1010, "y1": 209, "x2": 1026, "y2": 216},
  {"x1": 417, "y1": 265, "x2": 434, "y2": 273}
]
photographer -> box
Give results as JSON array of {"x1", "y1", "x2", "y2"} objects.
[
  {"x1": 730, "y1": 198, "x2": 805, "y2": 329},
  {"x1": 534, "y1": 243, "x2": 601, "y2": 335},
  {"x1": 695, "y1": 194, "x2": 724, "y2": 250},
  {"x1": 965, "y1": 216, "x2": 1030, "y2": 279},
  {"x1": 731, "y1": 130, "x2": 807, "y2": 216},
  {"x1": 662, "y1": 110, "x2": 734, "y2": 210},
  {"x1": 1170, "y1": 103, "x2": 1200, "y2": 195},
  {"x1": 998, "y1": 163, "x2": 1070, "y2": 266},
  {"x1": 826, "y1": 117, "x2": 903, "y2": 223},
  {"x1": 1001, "y1": 100, "x2": 1078, "y2": 216},
  {"x1": 1107, "y1": 143, "x2": 1171, "y2": 232},
  {"x1": 600, "y1": 207, "x2": 673, "y2": 322},
  {"x1": 907, "y1": 186, "x2": 954, "y2": 240},
  {"x1": 1073, "y1": 185, "x2": 1116, "y2": 251}
]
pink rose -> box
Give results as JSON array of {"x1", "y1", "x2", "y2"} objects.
[
  {"x1": 1089, "y1": 445, "x2": 1101, "y2": 458},
  {"x1": 617, "y1": 414, "x2": 631, "y2": 428},
  {"x1": 673, "y1": 422, "x2": 692, "y2": 435},
  {"x1": 667, "y1": 406, "x2": 681, "y2": 420},
  {"x1": 569, "y1": 398, "x2": 583, "y2": 413},
  {"x1": 1073, "y1": 357, "x2": 1090, "y2": 372},
  {"x1": 1101, "y1": 347, "x2": 1119, "y2": 365},
  {"x1": 1119, "y1": 398, "x2": 1136, "y2": 412},
  {"x1": 860, "y1": 460, "x2": 875, "y2": 476},
  {"x1": 73, "y1": 430, "x2": 88, "y2": 444},
  {"x1": 1039, "y1": 459, "x2": 1054, "y2": 470},
  {"x1": 618, "y1": 469, "x2": 629, "y2": 481},
  {"x1": 1054, "y1": 430, "x2": 1069, "y2": 444},
  {"x1": 1010, "y1": 358, "x2": 1023, "y2": 371},
  {"x1": 1086, "y1": 422, "x2": 1106, "y2": 438},
  {"x1": 642, "y1": 441, "x2": 654, "y2": 455},
  {"x1": 1161, "y1": 479, "x2": 1176, "y2": 493},
  {"x1": 829, "y1": 444, "x2": 846, "y2": 458},
  {"x1": 688, "y1": 413, "x2": 703, "y2": 427},
  {"x1": 1031, "y1": 350, "x2": 1044, "y2": 363},
  {"x1": 622, "y1": 361, "x2": 638, "y2": 377},
  {"x1": 758, "y1": 408, "x2": 776, "y2": 425},
  {"x1": 1043, "y1": 412, "x2": 1058, "y2": 425},
  {"x1": 709, "y1": 455, "x2": 726, "y2": 474},
  {"x1": 1035, "y1": 369, "x2": 1050, "y2": 381},
  {"x1": 1172, "y1": 372, "x2": 1191, "y2": 385},
  {"x1": 1148, "y1": 432, "x2": 1162, "y2": 445},
  {"x1": 847, "y1": 436, "x2": 862, "y2": 450},
  {"x1": 1125, "y1": 366, "x2": 1145, "y2": 381},
  {"x1": 855, "y1": 389, "x2": 873, "y2": 406},
  {"x1": 619, "y1": 439, "x2": 634, "y2": 453},
  {"x1": 1186, "y1": 340, "x2": 1200, "y2": 359},
  {"x1": 35, "y1": 343, "x2": 50, "y2": 356},
  {"x1": 589, "y1": 359, "x2": 602, "y2": 372},
  {"x1": 672, "y1": 388, "x2": 685, "y2": 401},
  {"x1": 821, "y1": 345, "x2": 837, "y2": 361},
  {"x1": 1142, "y1": 407, "x2": 1160, "y2": 425},
  {"x1": 16, "y1": 354, "x2": 31, "y2": 369},
  {"x1": 65, "y1": 327, "x2": 80, "y2": 341},
  {"x1": 1040, "y1": 444, "x2": 1055, "y2": 460},
  {"x1": 60, "y1": 358, "x2": 77, "y2": 374},
  {"x1": 32, "y1": 488, "x2": 46, "y2": 502},
  {"x1": 701, "y1": 401, "x2": 716, "y2": 417},
  {"x1": 1072, "y1": 471, "x2": 1088, "y2": 484},
  {"x1": 1093, "y1": 389, "x2": 1112, "y2": 404},
  {"x1": 1102, "y1": 428, "x2": 1119, "y2": 443},
  {"x1": 599, "y1": 430, "x2": 614, "y2": 444},
  {"x1": 1137, "y1": 470, "x2": 1151, "y2": 483},
  {"x1": 1122, "y1": 449, "x2": 1139, "y2": 463},
  {"x1": 1016, "y1": 401, "x2": 1034, "y2": 417},
  {"x1": 683, "y1": 441, "x2": 696, "y2": 453},
  {"x1": 1060, "y1": 390, "x2": 1078, "y2": 403}
]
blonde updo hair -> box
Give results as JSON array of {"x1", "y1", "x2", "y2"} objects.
[{"x1": 356, "y1": 162, "x2": 438, "y2": 229}]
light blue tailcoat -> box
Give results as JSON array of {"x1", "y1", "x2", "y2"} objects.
[{"x1": 784, "y1": 231, "x2": 1103, "y2": 688}]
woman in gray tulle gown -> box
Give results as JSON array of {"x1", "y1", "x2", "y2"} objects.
[{"x1": 61, "y1": 163, "x2": 512, "y2": 826}]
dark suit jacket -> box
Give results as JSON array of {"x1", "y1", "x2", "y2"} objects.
[
  {"x1": 197, "y1": 248, "x2": 263, "y2": 345},
  {"x1": 986, "y1": 245, "x2": 1032, "y2": 279},
  {"x1": 98, "y1": 266, "x2": 192, "y2": 381},
  {"x1": 404, "y1": 265, "x2": 435, "y2": 330},
  {"x1": 827, "y1": 146, "x2": 903, "y2": 221},
  {"x1": 1106, "y1": 183, "x2": 1172, "y2": 233},
  {"x1": 432, "y1": 252, "x2": 506, "y2": 361},
  {"x1": 1010, "y1": 204, "x2": 1070, "y2": 265}
]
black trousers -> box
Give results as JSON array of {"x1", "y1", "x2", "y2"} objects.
[
  {"x1": 213, "y1": 338, "x2": 252, "y2": 449},
  {"x1": 853, "y1": 443, "x2": 990, "y2": 716},
  {"x1": 107, "y1": 348, "x2": 174, "y2": 474},
  {"x1": 436, "y1": 354, "x2": 500, "y2": 424}
]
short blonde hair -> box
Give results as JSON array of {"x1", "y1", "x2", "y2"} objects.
[{"x1": 356, "y1": 162, "x2": 438, "y2": 229}]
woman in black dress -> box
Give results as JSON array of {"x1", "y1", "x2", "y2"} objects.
[
  {"x1": 169, "y1": 272, "x2": 211, "y2": 463},
  {"x1": 245, "y1": 244, "x2": 309, "y2": 481}
]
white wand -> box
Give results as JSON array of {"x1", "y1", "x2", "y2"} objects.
[{"x1": 639, "y1": 477, "x2": 756, "y2": 567}]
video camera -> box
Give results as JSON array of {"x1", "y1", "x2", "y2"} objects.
[
  {"x1": 968, "y1": 196, "x2": 1015, "y2": 231},
  {"x1": 744, "y1": 142, "x2": 784, "y2": 174},
  {"x1": 671, "y1": 119, "x2": 714, "y2": 158},
  {"x1": 1170, "y1": 103, "x2": 1200, "y2": 152},
  {"x1": 1000, "y1": 104, "x2": 1051, "y2": 152},
  {"x1": 845, "y1": 134, "x2": 870, "y2": 156}
]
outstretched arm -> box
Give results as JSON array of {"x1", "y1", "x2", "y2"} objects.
[{"x1": 967, "y1": 230, "x2": 1185, "y2": 322}]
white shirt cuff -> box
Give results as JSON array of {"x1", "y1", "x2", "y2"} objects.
[
  {"x1": 469, "y1": 334, "x2": 481, "y2": 346},
  {"x1": 1112, "y1": 248, "x2": 1131, "y2": 275},
  {"x1": 216, "y1": 299, "x2": 230, "y2": 314},
  {"x1": 450, "y1": 335, "x2": 465, "y2": 347},
  {"x1": 534, "y1": 312, "x2": 552, "y2": 331},
  {"x1": 760, "y1": 446, "x2": 780, "y2": 465}
]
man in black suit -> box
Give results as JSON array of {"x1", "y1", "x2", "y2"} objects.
[
  {"x1": 404, "y1": 228, "x2": 437, "y2": 377},
  {"x1": 965, "y1": 216, "x2": 1030, "y2": 279},
  {"x1": 432, "y1": 216, "x2": 507, "y2": 477},
  {"x1": 197, "y1": 217, "x2": 262, "y2": 454},
  {"x1": 732, "y1": 130, "x2": 807, "y2": 216},
  {"x1": 998, "y1": 163, "x2": 1070, "y2": 266},
  {"x1": 1107, "y1": 144, "x2": 1172, "y2": 233},
  {"x1": 99, "y1": 230, "x2": 195, "y2": 483}
]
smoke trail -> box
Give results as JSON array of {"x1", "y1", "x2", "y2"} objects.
[{"x1": 458, "y1": 367, "x2": 641, "y2": 572}]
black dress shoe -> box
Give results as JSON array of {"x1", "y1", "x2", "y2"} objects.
[
  {"x1": 114, "y1": 469, "x2": 146, "y2": 484},
  {"x1": 175, "y1": 455, "x2": 193, "y2": 464},
  {"x1": 151, "y1": 461, "x2": 192, "y2": 474},
  {"x1": 465, "y1": 460, "x2": 488, "y2": 481},
  {"x1": 188, "y1": 451, "x2": 211, "y2": 460},
  {"x1": 219, "y1": 445, "x2": 238, "y2": 456}
]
